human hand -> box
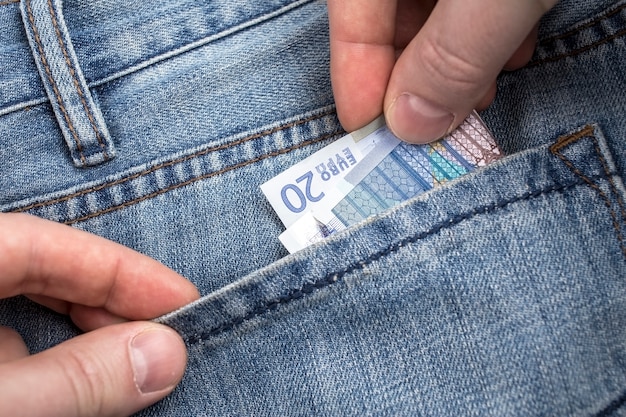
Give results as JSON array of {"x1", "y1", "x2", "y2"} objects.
[
  {"x1": 328, "y1": 0, "x2": 558, "y2": 143},
  {"x1": 0, "y1": 214, "x2": 200, "y2": 417}
]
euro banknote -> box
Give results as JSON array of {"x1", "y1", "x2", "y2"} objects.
[{"x1": 263, "y1": 112, "x2": 502, "y2": 253}]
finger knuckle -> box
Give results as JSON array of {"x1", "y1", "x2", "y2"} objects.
[
  {"x1": 61, "y1": 349, "x2": 109, "y2": 416},
  {"x1": 418, "y1": 37, "x2": 485, "y2": 96}
]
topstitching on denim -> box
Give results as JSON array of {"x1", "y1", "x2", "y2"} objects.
[
  {"x1": 530, "y1": 0, "x2": 626, "y2": 66},
  {"x1": 21, "y1": 0, "x2": 116, "y2": 166},
  {"x1": 0, "y1": 0, "x2": 318, "y2": 117},
  {"x1": 6, "y1": 107, "x2": 344, "y2": 224},
  {"x1": 86, "y1": 0, "x2": 317, "y2": 90},
  {"x1": 179, "y1": 127, "x2": 624, "y2": 347},
  {"x1": 1, "y1": 0, "x2": 335, "y2": 210},
  {"x1": 23, "y1": 0, "x2": 86, "y2": 163},
  {"x1": 550, "y1": 125, "x2": 626, "y2": 257},
  {"x1": 0, "y1": 0, "x2": 19, "y2": 7},
  {"x1": 182, "y1": 178, "x2": 598, "y2": 346},
  {"x1": 35, "y1": 0, "x2": 109, "y2": 159}
]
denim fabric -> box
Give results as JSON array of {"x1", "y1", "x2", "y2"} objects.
[
  {"x1": 1, "y1": 0, "x2": 625, "y2": 415},
  {"x1": 19, "y1": 0, "x2": 116, "y2": 167}
]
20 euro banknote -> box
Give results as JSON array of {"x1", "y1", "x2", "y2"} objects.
[{"x1": 263, "y1": 112, "x2": 502, "y2": 253}]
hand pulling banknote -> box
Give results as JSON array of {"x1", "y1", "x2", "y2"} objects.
[{"x1": 261, "y1": 112, "x2": 502, "y2": 253}]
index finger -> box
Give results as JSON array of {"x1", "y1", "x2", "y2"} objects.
[
  {"x1": 0, "y1": 213, "x2": 199, "y2": 320},
  {"x1": 328, "y1": 0, "x2": 397, "y2": 130}
]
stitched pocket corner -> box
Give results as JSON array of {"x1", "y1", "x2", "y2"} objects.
[{"x1": 550, "y1": 124, "x2": 626, "y2": 257}]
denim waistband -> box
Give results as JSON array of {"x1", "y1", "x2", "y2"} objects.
[
  {"x1": 0, "y1": 0, "x2": 333, "y2": 205},
  {"x1": 1, "y1": 0, "x2": 618, "y2": 115},
  {"x1": 0, "y1": 0, "x2": 310, "y2": 114}
]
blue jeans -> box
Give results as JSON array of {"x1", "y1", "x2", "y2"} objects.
[{"x1": 1, "y1": 0, "x2": 625, "y2": 415}]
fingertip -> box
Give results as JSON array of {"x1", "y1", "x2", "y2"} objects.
[
  {"x1": 475, "y1": 82, "x2": 497, "y2": 111},
  {"x1": 0, "y1": 326, "x2": 29, "y2": 363},
  {"x1": 181, "y1": 279, "x2": 201, "y2": 304},
  {"x1": 328, "y1": 0, "x2": 397, "y2": 134},
  {"x1": 330, "y1": 43, "x2": 393, "y2": 133},
  {"x1": 385, "y1": 93, "x2": 454, "y2": 144},
  {"x1": 70, "y1": 305, "x2": 128, "y2": 332},
  {"x1": 0, "y1": 322, "x2": 188, "y2": 417},
  {"x1": 382, "y1": 1, "x2": 551, "y2": 143},
  {"x1": 336, "y1": 104, "x2": 382, "y2": 134},
  {"x1": 504, "y1": 25, "x2": 539, "y2": 71},
  {"x1": 130, "y1": 324, "x2": 188, "y2": 395}
]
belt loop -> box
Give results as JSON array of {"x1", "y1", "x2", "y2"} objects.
[{"x1": 20, "y1": 0, "x2": 115, "y2": 167}]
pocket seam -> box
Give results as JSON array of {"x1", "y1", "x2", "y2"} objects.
[
  {"x1": 550, "y1": 125, "x2": 626, "y2": 258},
  {"x1": 186, "y1": 178, "x2": 592, "y2": 346}
]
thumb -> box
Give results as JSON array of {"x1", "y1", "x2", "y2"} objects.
[
  {"x1": 384, "y1": 0, "x2": 557, "y2": 143},
  {"x1": 0, "y1": 322, "x2": 187, "y2": 417}
]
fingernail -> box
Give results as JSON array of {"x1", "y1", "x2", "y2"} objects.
[
  {"x1": 386, "y1": 93, "x2": 454, "y2": 143},
  {"x1": 130, "y1": 328, "x2": 186, "y2": 394}
]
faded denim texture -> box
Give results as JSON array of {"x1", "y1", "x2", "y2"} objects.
[{"x1": 1, "y1": 0, "x2": 625, "y2": 415}]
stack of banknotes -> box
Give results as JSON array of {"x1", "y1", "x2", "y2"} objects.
[{"x1": 261, "y1": 112, "x2": 502, "y2": 253}]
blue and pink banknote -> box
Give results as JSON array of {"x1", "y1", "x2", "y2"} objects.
[{"x1": 261, "y1": 112, "x2": 502, "y2": 253}]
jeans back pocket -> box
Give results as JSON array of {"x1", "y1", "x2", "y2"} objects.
[{"x1": 154, "y1": 124, "x2": 626, "y2": 416}]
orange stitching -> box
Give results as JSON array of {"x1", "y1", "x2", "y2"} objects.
[
  {"x1": 550, "y1": 126, "x2": 626, "y2": 258},
  {"x1": 0, "y1": 0, "x2": 19, "y2": 5},
  {"x1": 25, "y1": 0, "x2": 86, "y2": 165},
  {"x1": 12, "y1": 108, "x2": 338, "y2": 212},
  {"x1": 46, "y1": 0, "x2": 108, "y2": 160},
  {"x1": 549, "y1": 126, "x2": 594, "y2": 151},
  {"x1": 62, "y1": 129, "x2": 344, "y2": 224}
]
